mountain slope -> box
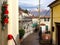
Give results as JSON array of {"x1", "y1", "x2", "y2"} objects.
[{"x1": 29, "y1": 9, "x2": 50, "y2": 16}]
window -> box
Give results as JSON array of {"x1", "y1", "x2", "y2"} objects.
[
  {"x1": 44, "y1": 18, "x2": 50, "y2": 21},
  {"x1": 44, "y1": 18, "x2": 46, "y2": 21},
  {"x1": 48, "y1": 18, "x2": 49, "y2": 21},
  {"x1": 46, "y1": 25, "x2": 48, "y2": 31}
]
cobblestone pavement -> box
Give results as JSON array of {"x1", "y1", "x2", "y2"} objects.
[
  {"x1": 21, "y1": 32, "x2": 52, "y2": 45},
  {"x1": 21, "y1": 32, "x2": 40, "y2": 45}
]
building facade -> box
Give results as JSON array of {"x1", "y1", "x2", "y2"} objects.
[
  {"x1": 32, "y1": 16, "x2": 50, "y2": 33},
  {"x1": 48, "y1": 0, "x2": 60, "y2": 45},
  {"x1": 19, "y1": 10, "x2": 34, "y2": 39}
]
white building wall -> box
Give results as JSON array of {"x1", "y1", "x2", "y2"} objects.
[
  {"x1": 8, "y1": 0, "x2": 19, "y2": 45},
  {"x1": 32, "y1": 18, "x2": 50, "y2": 32},
  {"x1": 23, "y1": 22, "x2": 33, "y2": 39},
  {"x1": 40, "y1": 19, "x2": 44, "y2": 23},
  {"x1": 32, "y1": 18, "x2": 39, "y2": 24},
  {"x1": 40, "y1": 18, "x2": 50, "y2": 31},
  {"x1": 41, "y1": 26, "x2": 46, "y2": 33},
  {"x1": 19, "y1": 13, "x2": 33, "y2": 40},
  {"x1": 45, "y1": 21, "x2": 50, "y2": 30}
]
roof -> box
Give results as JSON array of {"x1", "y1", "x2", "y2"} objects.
[
  {"x1": 40, "y1": 23, "x2": 45, "y2": 26},
  {"x1": 40, "y1": 16, "x2": 50, "y2": 18},
  {"x1": 48, "y1": 0, "x2": 60, "y2": 7},
  {"x1": 24, "y1": 16, "x2": 50, "y2": 19}
]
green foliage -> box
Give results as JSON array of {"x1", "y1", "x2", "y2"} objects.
[
  {"x1": 19, "y1": 29, "x2": 25, "y2": 39},
  {"x1": 24, "y1": 9, "x2": 28, "y2": 13}
]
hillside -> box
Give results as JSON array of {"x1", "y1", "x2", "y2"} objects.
[{"x1": 29, "y1": 9, "x2": 50, "y2": 16}]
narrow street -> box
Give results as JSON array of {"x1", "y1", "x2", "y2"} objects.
[
  {"x1": 21, "y1": 31, "x2": 52, "y2": 45},
  {"x1": 21, "y1": 32, "x2": 40, "y2": 45}
]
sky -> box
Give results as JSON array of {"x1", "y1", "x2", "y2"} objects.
[{"x1": 18, "y1": 0, "x2": 55, "y2": 10}]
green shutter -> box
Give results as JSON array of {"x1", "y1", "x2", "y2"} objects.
[{"x1": 46, "y1": 25, "x2": 48, "y2": 31}]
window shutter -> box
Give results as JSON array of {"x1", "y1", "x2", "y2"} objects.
[{"x1": 46, "y1": 25, "x2": 48, "y2": 31}]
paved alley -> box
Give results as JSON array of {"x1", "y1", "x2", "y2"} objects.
[
  {"x1": 21, "y1": 32, "x2": 40, "y2": 45},
  {"x1": 20, "y1": 32, "x2": 53, "y2": 45}
]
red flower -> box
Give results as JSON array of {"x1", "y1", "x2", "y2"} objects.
[
  {"x1": 4, "y1": 18, "x2": 8, "y2": 24},
  {"x1": 8, "y1": 34, "x2": 13, "y2": 40},
  {"x1": 4, "y1": 9, "x2": 9, "y2": 14}
]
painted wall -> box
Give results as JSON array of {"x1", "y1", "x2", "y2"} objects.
[
  {"x1": 8, "y1": 0, "x2": 19, "y2": 45},
  {"x1": 40, "y1": 18, "x2": 50, "y2": 31},
  {"x1": 32, "y1": 18, "x2": 39, "y2": 24},
  {"x1": 23, "y1": 22, "x2": 33, "y2": 39},
  {"x1": 41, "y1": 26, "x2": 46, "y2": 33},
  {"x1": 32, "y1": 18, "x2": 50, "y2": 32},
  {"x1": 52, "y1": 4, "x2": 60, "y2": 44},
  {"x1": 0, "y1": 0, "x2": 19, "y2": 45},
  {"x1": 19, "y1": 12, "x2": 33, "y2": 39}
]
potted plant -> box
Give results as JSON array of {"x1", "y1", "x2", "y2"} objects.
[{"x1": 19, "y1": 28, "x2": 25, "y2": 43}]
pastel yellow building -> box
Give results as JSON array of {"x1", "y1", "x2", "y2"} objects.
[{"x1": 48, "y1": 0, "x2": 60, "y2": 45}]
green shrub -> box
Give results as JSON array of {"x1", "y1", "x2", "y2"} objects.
[{"x1": 19, "y1": 29, "x2": 25, "y2": 39}]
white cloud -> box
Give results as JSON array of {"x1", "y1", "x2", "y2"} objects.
[
  {"x1": 18, "y1": 0, "x2": 55, "y2": 10},
  {"x1": 40, "y1": 0, "x2": 55, "y2": 6},
  {"x1": 19, "y1": 0, "x2": 54, "y2": 6},
  {"x1": 27, "y1": 8, "x2": 38, "y2": 11},
  {"x1": 19, "y1": 0, "x2": 39, "y2": 6}
]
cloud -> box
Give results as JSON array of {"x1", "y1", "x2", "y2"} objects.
[
  {"x1": 18, "y1": 0, "x2": 55, "y2": 10},
  {"x1": 19, "y1": 2, "x2": 38, "y2": 10},
  {"x1": 18, "y1": 0, "x2": 39, "y2": 6},
  {"x1": 40, "y1": 0, "x2": 55, "y2": 6}
]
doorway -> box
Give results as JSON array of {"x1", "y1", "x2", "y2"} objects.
[{"x1": 56, "y1": 22, "x2": 60, "y2": 45}]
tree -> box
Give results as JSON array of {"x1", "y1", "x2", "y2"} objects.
[{"x1": 24, "y1": 9, "x2": 28, "y2": 13}]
